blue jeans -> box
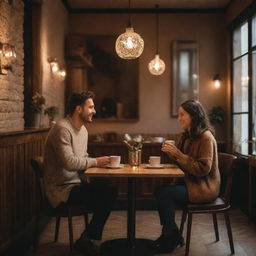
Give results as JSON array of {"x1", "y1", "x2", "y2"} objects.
[
  {"x1": 155, "y1": 185, "x2": 188, "y2": 232},
  {"x1": 67, "y1": 182, "x2": 117, "y2": 240}
]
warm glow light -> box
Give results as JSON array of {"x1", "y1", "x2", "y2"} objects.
[
  {"x1": 213, "y1": 74, "x2": 221, "y2": 89},
  {"x1": 58, "y1": 69, "x2": 66, "y2": 81},
  {"x1": 214, "y1": 80, "x2": 221, "y2": 88},
  {"x1": 51, "y1": 62, "x2": 59, "y2": 72},
  {"x1": 2, "y1": 44, "x2": 16, "y2": 59},
  {"x1": 0, "y1": 43, "x2": 16, "y2": 75},
  {"x1": 148, "y1": 4, "x2": 166, "y2": 76},
  {"x1": 148, "y1": 54, "x2": 165, "y2": 75},
  {"x1": 115, "y1": 27, "x2": 144, "y2": 59},
  {"x1": 48, "y1": 58, "x2": 59, "y2": 73}
]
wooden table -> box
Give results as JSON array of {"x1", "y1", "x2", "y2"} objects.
[{"x1": 85, "y1": 164, "x2": 184, "y2": 256}]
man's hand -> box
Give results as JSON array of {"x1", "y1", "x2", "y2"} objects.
[{"x1": 96, "y1": 156, "x2": 110, "y2": 167}]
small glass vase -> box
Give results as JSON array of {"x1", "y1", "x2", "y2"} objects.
[
  {"x1": 32, "y1": 112, "x2": 41, "y2": 128},
  {"x1": 128, "y1": 150, "x2": 141, "y2": 167}
]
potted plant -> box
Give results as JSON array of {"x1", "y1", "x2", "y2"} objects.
[
  {"x1": 208, "y1": 106, "x2": 225, "y2": 125},
  {"x1": 31, "y1": 92, "x2": 45, "y2": 127}
]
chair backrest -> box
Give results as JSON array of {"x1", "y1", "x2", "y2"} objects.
[
  {"x1": 218, "y1": 152, "x2": 237, "y2": 203},
  {"x1": 31, "y1": 156, "x2": 46, "y2": 203}
]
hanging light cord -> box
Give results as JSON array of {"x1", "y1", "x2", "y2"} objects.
[
  {"x1": 128, "y1": 0, "x2": 132, "y2": 27},
  {"x1": 155, "y1": 4, "x2": 159, "y2": 54}
]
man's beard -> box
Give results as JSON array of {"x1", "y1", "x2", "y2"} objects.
[{"x1": 79, "y1": 112, "x2": 92, "y2": 123}]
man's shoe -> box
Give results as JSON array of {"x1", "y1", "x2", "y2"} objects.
[{"x1": 74, "y1": 237, "x2": 101, "y2": 256}]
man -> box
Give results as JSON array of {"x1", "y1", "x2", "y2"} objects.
[{"x1": 44, "y1": 91, "x2": 117, "y2": 255}]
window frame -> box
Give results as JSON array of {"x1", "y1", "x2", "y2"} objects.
[{"x1": 231, "y1": 6, "x2": 256, "y2": 156}]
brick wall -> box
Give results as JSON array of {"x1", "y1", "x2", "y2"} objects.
[{"x1": 0, "y1": 0, "x2": 24, "y2": 132}]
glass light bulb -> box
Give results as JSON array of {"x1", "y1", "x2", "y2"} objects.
[
  {"x1": 214, "y1": 79, "x2": 221, "y2": 88},
  {"x1": 58, "y1": 69, "x2": 66, "y2": 81},
  {"x1": 115, "y1": 27, "x2": 144, "y2": 59},
  {"x1": 2, "y1": 44, "x2": 16, "y2": 59},
  {"x1": 125, "y1": 37, "x2": 134, "y2": 49},
  {"x1": 148, "y1": 54, "x2": 165, "y2": 75},
  {"x1": 50, "y1": 61, "x2": 59, "y2": 72}
]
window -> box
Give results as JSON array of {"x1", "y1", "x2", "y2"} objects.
[{"x1": 232, "y1": 14, "x2": 256, "y2": 155}]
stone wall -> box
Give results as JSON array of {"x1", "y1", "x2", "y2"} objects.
[{"x1": 0, "y1": 0, "x2": 24, "y2": 132}]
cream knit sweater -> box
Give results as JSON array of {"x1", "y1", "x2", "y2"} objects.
[{"x1": 43, "y1": 117, "x2": 97, "y2": 208}]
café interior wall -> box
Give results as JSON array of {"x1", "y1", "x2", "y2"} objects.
[
  {"x1": 226, "y1": 0, "x2": 254, "y2": 24},
  {"x1": 68, "y1": 13, "x2": 227, "y2": 139},
  {"x1": 40, "y1": 0, "x2": 68, "y2": 120}
]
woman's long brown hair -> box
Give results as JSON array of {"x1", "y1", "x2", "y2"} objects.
[{"x1": 180, "y1": 99, "x2": 214, "y2": 140}]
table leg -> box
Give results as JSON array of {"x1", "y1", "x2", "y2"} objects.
[
  {"x1": 127, "y1": 177, "x2": 136, "y2": 245},
  {"x1": 101, "y1": 177, "x2": 154, "y2": 256}
]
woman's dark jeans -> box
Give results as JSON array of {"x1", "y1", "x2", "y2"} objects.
[
  {"x1": 155, "y1": 185, "x2": 188, "y2": 233},
  {"x1": 67, "y1": 182, "x2": 117, "y2": 240}
]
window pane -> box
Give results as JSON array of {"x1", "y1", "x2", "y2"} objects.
[
  {"x1": 252, "y1": 50, "x2": 256, "y2": 154},
  {"x1": 233, "y1": 22, "x2": 248, "y2": 58},
  {"x1": 252, "y1": 15, "x2": 256, "y2": 47},
  {"x1": 233, "y1": 114, "x2": 248, "y2": 155},
  {"x1": 233, "y1": 55, "x2": 249, "y2": 112}
]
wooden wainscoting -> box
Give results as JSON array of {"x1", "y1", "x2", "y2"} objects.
[{"x1": 0, "y1": 128, "x2": 49, "y2": 253}]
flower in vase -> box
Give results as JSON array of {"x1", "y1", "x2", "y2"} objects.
[
  {"x1": 31, "y1": 92, "x2": 45, "y2": 113},
  {"x1": 123, "y1": 133, "x2": 143, "y2": 151}
]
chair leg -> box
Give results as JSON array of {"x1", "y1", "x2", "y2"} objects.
[
  {"x1": 179, "y1": 210, "x2": 187, "y2": 247},
  {"x1": 33, "y1": 215, "x2": 41, "y2": 251},
  {"x1": 68, "y1": 214, "x2": 74, "y2": 254},
  {"x1": 212, "y1": 213, "x2": 219, "y2": 241},
  {"x1": 185, "y1": 212, "x2": 192, "y2": 256},
  {"x1": 224, "y1": 211, "x2": 235, "y2": 254},
  {"x1": 54, "y1": 216, "x2": 61, "y2": 242},
  {"x1": 84, "y1": 213, "x2": 89, "y2": 227}
]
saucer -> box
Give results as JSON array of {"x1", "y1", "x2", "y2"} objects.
[
  {"x1": 106, "y1": 164, "x2": 124, "y2": 169},
  {"x1": 146, "y1": 164, "x2": 164, "y2": 169}
]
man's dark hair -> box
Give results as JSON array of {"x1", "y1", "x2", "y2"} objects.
[
  {"x1": 180, "y1": 99, "x2": 214, "y2": 139},
  {"x1": 67, "y1": 91, "x2": 95, "y2": 115}
]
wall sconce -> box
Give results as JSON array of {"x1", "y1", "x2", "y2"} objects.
[
  {"x1": 213, "y1": 74, "x2": 221, "y2": 88},
  {"x1": 48, "y1": 57, "x2": 60, "y2": 73},
  {"x1": 0, "y1": 42, "x2": 16, "y2": 75},
  {"x1": 48, "y1": 57, "x2": 66, "y2": 81},
  {"x1": 58, "y1": 68, "x2": 66, "y2": 81}
]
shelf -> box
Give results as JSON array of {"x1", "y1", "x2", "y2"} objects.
[{"x1": 93, "y1": 118, "x2": 138, "y2": 123}]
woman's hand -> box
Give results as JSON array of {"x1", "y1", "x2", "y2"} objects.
[{"x1": 161, "y1": 142, "x2": 183, "y2": 161}]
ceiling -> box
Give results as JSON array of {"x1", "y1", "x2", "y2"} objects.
[{"x1": 64, "y1": 0, "x2": 232, "y2": 12}]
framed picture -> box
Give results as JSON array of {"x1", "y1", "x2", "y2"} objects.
[{"x1": 171, "y1": 40, "x2": 199, "y2": 116}]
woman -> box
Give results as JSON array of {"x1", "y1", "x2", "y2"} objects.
[{"x1": 154, "y1": 100, "x2": 220, "y2": 253}]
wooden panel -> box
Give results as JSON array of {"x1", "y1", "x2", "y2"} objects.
[{"x1": 0, "y1": 129, "x2": 48, "y2": 252}]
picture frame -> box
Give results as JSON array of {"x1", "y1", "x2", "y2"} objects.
[{"x1": 171, "y1": 40, "x2": 199, "y2": 116}]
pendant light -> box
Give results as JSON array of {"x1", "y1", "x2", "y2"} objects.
[
  {"x1": 148, "y1": 5, "x2": 165, "y2": 75},
  {"x1": 115, "y1": 0, "x2": 144, "y2": 59}
]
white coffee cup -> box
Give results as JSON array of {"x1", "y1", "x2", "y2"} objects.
[
  {"x1": 164, "y1": 140, "x2": 175, "y2": 145},
  {"x1": 149, "y1": 156, "x2": 161, "y2": 167},
  {"x1": 110, "y1": 155, "x2": 121, "y2": 167}
]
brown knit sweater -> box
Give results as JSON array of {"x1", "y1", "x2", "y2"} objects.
[{"x1": 176, "y1": 130, "x2": 220, "y2": 203}]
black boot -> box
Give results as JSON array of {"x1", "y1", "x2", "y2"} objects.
[{"x1": 154, "y1": 228, "x2": 183, "y2": 254}]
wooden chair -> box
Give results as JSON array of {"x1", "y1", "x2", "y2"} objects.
[
  {"x1": 31, "y1": 156, "x2": 90, "y2": 254},
  {"x1": 179, "y1": 152, "x2": 237, "y2": 256}
]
